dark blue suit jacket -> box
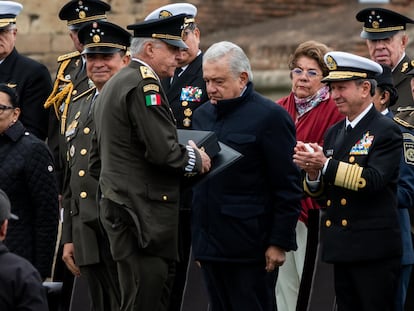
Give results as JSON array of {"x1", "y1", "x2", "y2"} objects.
[
  {"x1": 0, "y1": 48, "x2": 52, "y2": 140},
  {"x1": 191, "y1": 82, "x2": 302, "y2": 262}
]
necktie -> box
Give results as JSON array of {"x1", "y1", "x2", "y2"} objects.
[
  {"x1": 346, "y1": 124, "x2": 352, "y2": 134},
  {"x1": 171, "y1": 67, "x2": 183, "y2": 85},
  {"x1": 88, "y1": 93, "x2": 98, "y2": 116}
]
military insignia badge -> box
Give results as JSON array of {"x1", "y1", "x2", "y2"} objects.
[
  {"x1": 145, "y1": 93, "x2": 162, "y2": 106},
  {"x1": 140, "y1": 66, "x2": 157, "y2": 80},
  {"x1": 143, "y1": 84, "x2": 160, "y2": 93},
  {"x1": 180, "y1": 86, "x2": 202, "y2": 102},
  {"x1": 326, "y1": 55, "x2": 337, "y2": 70},
  {"x1": 350, "y1": 131, "x2": 374, "y2": 155},
  {"x1": 69, "y1": 145, "x2": 76, "y2": 158},
  {"x1": 159, "y1": 10, "x2": 173, "y2": 18},
  {"x1": 403, "y1": 141, "x2": 414, "y2": 165}
]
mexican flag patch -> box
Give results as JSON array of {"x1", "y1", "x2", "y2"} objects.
[{"x1": 145, "y1": 93, "x2": 161, "y2": 106}]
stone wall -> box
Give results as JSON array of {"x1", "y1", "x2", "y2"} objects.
[
  {"x1": 14, "y1": 0, "x2": 350, "y2": 74},
  {"x1": 13, "y1": 0, "x2": 412, "y2": 76}
]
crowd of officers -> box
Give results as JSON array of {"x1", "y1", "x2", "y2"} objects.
[{"x1": 2, "y1": 0, "x2": 414, "y2": 311}]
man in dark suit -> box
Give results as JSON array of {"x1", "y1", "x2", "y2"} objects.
[
  {"x1": 191, "y1": 41, "x2": 302, "y2": 311},
  {"x1": 144, "y1": 4, "x2": 209, "y2": 310},
  {"x1": 0, "y1": 1, "x2": 52, "y2": 140},
  {"x1": 89, "y1": 15, "x2": 211, "y2": 311},
  {"x1": 356, "y1": 8, "x2": 414, "y2": 112},
  {"x1": 295, "y1": 51, "x2": 403, "y2": 311}
]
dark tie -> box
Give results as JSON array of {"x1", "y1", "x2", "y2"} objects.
[
  {"x1": 171, "y1": 67, "x2": 183, "y2": 85},
  {"x1": 346, "y1": 124, "x2": 352, "y2": 134}
]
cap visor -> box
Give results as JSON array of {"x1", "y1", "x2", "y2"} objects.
[
  {"x1": 10, "y1": 213, "x2": 18, "y2": 220},
  {"x1": 360, "y1": 30, "x2": 399, "y2": 40},
  {"x1": 321, "y1": 76, "x2": 361, "y2": 83},
  {"x1": 82, "y1": 47, "x2": 123, "y2": 54},
  {"x1": 162, "y1": 38, "x2": 188, "y2": 49}
]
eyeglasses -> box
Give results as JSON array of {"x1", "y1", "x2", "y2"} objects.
[
  {"x1": 291, "y1": 68, "x2": 321, "y2": 79},
  {"x1": 0, "y1": 104, "x2": 15, "y2": 114}
]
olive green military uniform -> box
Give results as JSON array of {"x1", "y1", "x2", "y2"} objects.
[
  {"x1": 45, "y1": 51, "x2": 91, "y2": 190},
  {"x1": 90, "y1": 60, "x2": 203, "y2": 311},
  {"x1": 61, "y1": 87, "x2": 120, "y2": 310},
  {"x1": 390, "y1": 55, "x2": 414, "y2": 113}
]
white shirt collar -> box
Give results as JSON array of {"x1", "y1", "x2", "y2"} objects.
[{"x1": 346, "y1": 103, "x2": 373, "y2": 129}]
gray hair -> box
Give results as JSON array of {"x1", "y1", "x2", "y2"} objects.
[
  {"x1": 203, "y1": 41, "x2": 253, "y2": 81},
  {"x1": 130, "y1": 37, "x2": 161, "y2": 57}
]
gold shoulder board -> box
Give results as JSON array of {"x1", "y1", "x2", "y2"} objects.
[
  {"x1": 140, "y1": 66, "x2": 157, "y2": 80},
  {"x1": 57, "y1": 51, "x2": 81, "y2": 63},
  {"x1": 72, "y1": 86, "x2": 96, "y2": 102}
]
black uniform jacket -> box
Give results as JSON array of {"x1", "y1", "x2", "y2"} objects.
[
  {"x1": 306, "y1": 106, "x2": 403, "y2": 263},
  {"x1": 161, "y1": 53, "x2": 208, "y2": 129},
  {"x1": 0, "y1": 48, "x2": 52, "y2": 140}
]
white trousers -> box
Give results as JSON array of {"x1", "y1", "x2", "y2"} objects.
[{"x1": 275, "y1": 220, "x2": 308, "y2": 311}]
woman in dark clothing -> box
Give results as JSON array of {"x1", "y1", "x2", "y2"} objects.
[{"x1": 0, "y1": 83, "x2": 59, "y2": 280}]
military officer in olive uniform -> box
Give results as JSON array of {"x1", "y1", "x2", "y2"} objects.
[
  {"x1": 356, "y1": 8, "x2": 414, "y2": 112},
  {"x1": 89, "y1": 15, "x2": 211, "y2": 311},
  {"x1": 61, "y1": 20, "x2": 131, "y2": 310},
  {"x1": 45, "y1": 0, "x2": 111, "y2": 191},
  {"x1": 295, "y1": 51, "x2": 402, "y2": 311},
  {"x1": 144, "y1": 4, "x2": 209, "y2": 310}
]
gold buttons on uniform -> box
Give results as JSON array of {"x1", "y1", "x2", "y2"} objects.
[
  {"x1": 72, "y1": 90, "x2": 78, "y2": 96},
  {"x1": 349, "y1": 156, "x2": 355, "y2": 163},
  {"x1": 340, "y1": 198, "x2": 347, "y2": 206},
  {"x1": 341, "y1": 219, "x2": 348, "y2": 227},
  {"x1": 325, "y1": 220, "x2": 332, "y2": 227},
  {"x1": 78, "y1": 170, "x2": 85, "y2": 177},
  {"x1": 80, "y1": 192, "x2": 87, "y2": 199},
  {"x1": 80, "y1": 149, "x2": 87, "y2": 156},
  {"x1": 326, "y1": 200, "x2": 331, "y2": 207},
  {"x1": 83, "y1": 127, "x2": 90, "y2": 135},
  {"x1": 162, "y1": 195, "x2": 168, "y2": 201},
  {"x1": 182, "y1": 101, "x2": 188, "y2": 107}
]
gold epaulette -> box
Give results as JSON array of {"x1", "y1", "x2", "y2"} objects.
[
  {"x1": 57, "y1": 51, "x2": 81, "y2": 62},
  {"x1": 139, "y1": 66, "x2": 157, "y2": 80},
  {"x1": 72, "y1": 86, "x2": 96, "y2": 102},
  {"x1": 394, "y1": 106, "x2": 414, "y2": 129}
]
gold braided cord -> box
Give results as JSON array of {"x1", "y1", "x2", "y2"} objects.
[
  {"x1": 44, "y1": 58, "x2": 72, "y2": 119},
  {"x1": 84, "y1": 42, "x2": 127, "y2": 50},
  {"x1": 326, "y1": 71, "x2": 367, "y2": 80},
  {"x1": 60, "y1": 82, "x2": 74, "y2": 135},
  {"x1": 363, "y1": 25, "x2": 404, "y2": 33},
  {"x1": 152, "y1": 33, "x2": 182, "y2": 41},
  {"x1": 67, "y1": 15, "x2": 107, "y2": 26}
]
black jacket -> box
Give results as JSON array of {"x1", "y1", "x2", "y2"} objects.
[
  {"x1": 191, "y1": 82, "x2": 302, "y2": 262},
  {"x1": 0, "y1": 121, "x2": 59, "y2": 278},
  {"x1": 0, "y1": 242, "x2": 48, "y2": 311},
  {"x1": 0, "y1": 48, "x2": 52, "y2": 140}
]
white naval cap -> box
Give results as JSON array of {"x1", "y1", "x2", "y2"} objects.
[
  {"x1": 322, "y1": 51, "x2": 383, "y2": 83},
  {"x1": 0, "y1": 1, "x2": 22, "y2": 29},
  {"x1": 144, "y1": 2, "x2": 197, "y2": 27}
]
